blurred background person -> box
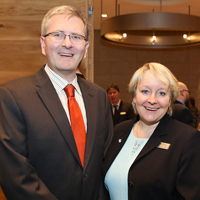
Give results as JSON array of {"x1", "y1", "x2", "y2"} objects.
[
  {"x1": 103, "y1": 63, "x2": 200, "y2": 200},
  {"x1": 171, "y1": 82, "x2": 195, "y2": 128},
  {"x1": 188, "y1": 96, "x2": 200, "y2": 128},
  {"x1": 106, "y1": 84, "x2": 135, "y2": 126}
]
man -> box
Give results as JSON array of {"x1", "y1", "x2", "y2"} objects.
[
  {"x1": 106, "y1": 84, "x2": 135, "y2": 126},
  {"x1": 172, "y1": 81, "x2": 195, "y2": 127},
  {"x1": 0, "y1": 5, "x2": 113, "y2": 200}
]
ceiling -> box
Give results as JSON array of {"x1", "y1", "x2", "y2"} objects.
[{"x1": 93, "y1": 0, "x2": 200, "y2": 30}]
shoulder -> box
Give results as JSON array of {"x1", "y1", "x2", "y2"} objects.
[
  {"x1": 78, "y1": 78, "x2": 107, "y2": 95},
  {"x1": 120, "y1": 101, "x2": 133, "y2": 110},
  {"x1": 121, "y1": 101, "x2": 132, "y2": 106},
  {"x1": 159, "y1": 115, "x2": 199, "y2": 139},
  {"x1": 1, "y1": 74, "x2": 36, "y2": 93},
  {"x1": 169, "y1": 120, "x2": 200, "y2": 155},
  {"x1": 172, "y1": 101, "x2": 189, "y2": 112},
  {"x1": 172, "y1": 101, "x2": 185, "y2": 109},
  {"x1": 172, "y1": 102, "x2": 192, "y2": 115},
  {"x1": 114, "y1": 119, "x2": 136, "y2": 135},
  {"x1": 0, "y1": 67, "x2": 46, "y2": 91}
]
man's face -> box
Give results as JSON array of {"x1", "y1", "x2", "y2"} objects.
[
  {"x1": 40, "y1": 14, "x2": 89, "y2": 81},
  {"x1": 107, "y1": 88, "x2": 120, "y2": 105}
]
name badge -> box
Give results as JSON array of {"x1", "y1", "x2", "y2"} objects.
[
  {"x1": 120, "y1": 112, "x2": 126, "y2": 115},
  {"x1": 157, "y1": 142, "x2": 171, "y2": 150}
]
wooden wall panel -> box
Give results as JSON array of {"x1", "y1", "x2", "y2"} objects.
[
  {"x1": 0, "y1": 20, "x2": 40, "y2": 40},
  {"x1": 0, "y1": 0, "x2": 91, "y2": 85}
]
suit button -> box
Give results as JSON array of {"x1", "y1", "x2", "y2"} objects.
[
  {"x1": 83, "y1": 172, "x2": 88, "y2": 177},
  {"x1": 128, "y1": 182, "x2": 134, "y2": 187}
]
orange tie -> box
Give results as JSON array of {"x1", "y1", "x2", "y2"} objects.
[{"x1": 64, "y1": 85, "x2": 86, "y2": 167}]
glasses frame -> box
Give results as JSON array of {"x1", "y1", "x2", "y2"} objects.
[
  {"x1": 182, "y1": 89, "x2": 191, "y2": 95},
  {"x1": 43, "y1": 32, "x2": 87, "y2": 43}
]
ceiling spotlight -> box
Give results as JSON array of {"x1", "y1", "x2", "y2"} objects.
[
  {"x1": 183, "y1": 34, "x2": 187, "y2": 39},
  {"x1": 123, "y1": 33, "x2": 127, "y2": 38},
  {"x1": 101, "y1": 11, "x2": 200, "y2": 48},
  {"x1": 152, "y1": 35, "x2": 156, "y2": 45},
  {"x1": 152, "y1": 36, "x2": 156, "y2": 41}
]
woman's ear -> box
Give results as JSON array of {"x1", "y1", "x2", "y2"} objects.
[{"x1": 133, "y1": 96, "x2": 136, "y2": 104}]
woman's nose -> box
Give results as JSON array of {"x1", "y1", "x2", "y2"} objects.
[{"x1": 148, "y1": 93, "x2": 157, "y2": 104}]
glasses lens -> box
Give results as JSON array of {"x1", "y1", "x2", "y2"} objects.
[
  {"x1": 70, "y1": 34, "x2": 85, "y2": 42},
  {"x1": 45, "y1": 32, "x2": 86, "y2": 43},
  {"x1": 51, "y1": 32, "x2": 65, "y2": 42}
]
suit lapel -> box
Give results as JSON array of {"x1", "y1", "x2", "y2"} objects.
[
  {"x1": 134, "y1": 114, "x2": 171, "y2": 163},
  {"x1": 134, "y1": 131, "x2": 161, "y2": 163},
  {"x1": 103, "y1": 119, "x2": 135, "y2": 175},
  {"x1": 108, "y1": 114, "x2": 170, "y2": 167},
  {"x1": 35, "y1": 68, "x2": 80, "y2": 165},
  {"x1": 78, "y1": 78, "x2": 96, "y2": 169}
]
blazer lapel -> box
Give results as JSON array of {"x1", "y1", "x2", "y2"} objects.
[
  {"x1": 103, "y1": 119, "x2": 135, "y2": 175},
  {"x1": 134, "y1": 114, "x2": 171, "y2": 163},
  {"x1": 78, "y1": 78, "x2": 96, "y2": 169},
  {"x1": 103, "y1": 114, "x2": 172, "y2": 177},
  {"x1": 35, "y1": 68, "x2": 80, "y2": 164}
]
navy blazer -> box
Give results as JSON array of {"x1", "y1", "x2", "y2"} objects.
[
  {"x1": 172, "y1": 100, "x2": 195, "y2": 128},
  {"x1": 103, "y1": 114, "x2": 200, "y2": 200},
  {"x1": 0, "y1": 67, "x2": 113, "y2": 200},
  {"x1": 112, "y1": 101, "x2": 135, "y2": 126}
]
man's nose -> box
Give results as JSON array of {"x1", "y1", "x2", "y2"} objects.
[{"x1": 62, "y1": 35, "x2": 73, "y2": 47}]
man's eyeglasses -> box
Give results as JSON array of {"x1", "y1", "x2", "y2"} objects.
[
  {"x1": 43, "y1": 32, "x2": 87, "y2": 43},
  {"x1": 182, "y1": 89, "x2": 191, "y2": 95}
]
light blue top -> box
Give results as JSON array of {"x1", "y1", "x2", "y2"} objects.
[{"x1": 104, "y1": 127, "x2": 149, "y2": 200}]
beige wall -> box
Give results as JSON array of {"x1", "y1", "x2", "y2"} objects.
[{"x1": 94, "y1": 30, "x2": 200, "y2": 109}]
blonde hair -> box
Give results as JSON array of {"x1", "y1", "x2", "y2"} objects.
[
  {"x1": 129, "y1": 62, "x2": 179, "y2": 116},
  {"x1": 41, "y1": 5, "x2": 90, "y2": 40}
]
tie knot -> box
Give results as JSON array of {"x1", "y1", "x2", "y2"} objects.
[
  {"x1": 64, "y1": 85, "x2": 75, "y2": 98},
  {"x1": 113, "y1": 105, "x2": 118, "y2": 109}
]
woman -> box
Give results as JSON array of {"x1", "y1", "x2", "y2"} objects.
[{"x1": 103, "y1": 63, "x2": 200, "y2": 200}]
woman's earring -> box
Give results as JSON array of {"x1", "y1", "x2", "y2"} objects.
[{"x1": 132, "y1": 101, "x2": 135, "y2": 110}]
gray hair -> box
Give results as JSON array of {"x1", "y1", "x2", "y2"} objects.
[{"x1": 41, "y1": 5, "x2": 90, "y2": 41}]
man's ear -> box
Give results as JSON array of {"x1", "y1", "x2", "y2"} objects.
[
  {"x1": 180, "y1": 89, "x2": 184, "y2": 96},
  {"x1": 40, "y1": 36, "x2": 46, "y2": 56},
  {"x1": 83, "y1": 41, "x2": 90, "y2": 58}
]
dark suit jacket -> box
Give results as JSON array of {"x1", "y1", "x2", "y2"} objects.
[
  {"x1": 103, "y1": 114, "x2": 200, "y2": 200},
  {"x1": 0, "y1": 67, "x2": 113, "y2": 200},
  {"x1": 112, "y1": 101, "x2": 135, "y2": 125},
  {"x1": 172, "y1": 100, "x2": 195, "y2": 128}
]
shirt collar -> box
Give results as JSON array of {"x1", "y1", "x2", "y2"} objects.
[
  {"x1": 44, "y1": 64, "x2": 82, "y2": 96},
  {"x1": 112, "y1": 100, "x2": 121, "y2": 108},
  {"x1": 176, "y1": 99, "x2": 185, "y2": 106}
]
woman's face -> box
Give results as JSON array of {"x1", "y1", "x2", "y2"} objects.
[{"x1": 133, "y1": 70, "x2": 171, "y2": 126}]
